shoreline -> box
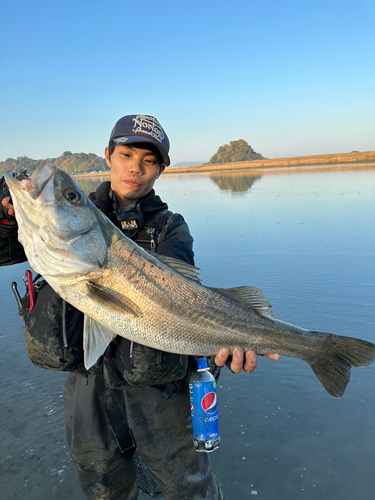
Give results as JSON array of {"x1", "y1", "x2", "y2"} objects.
[
  {"x1": 72, "y1": 150, "x2": 375, "y2": 177},
  {"x1": 165, "y1": 150, "x2": 375, "y2": 174}
]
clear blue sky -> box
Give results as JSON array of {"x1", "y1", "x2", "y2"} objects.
[{"x1": 0, "y1": 0, "x2": 374, "y2": 165}]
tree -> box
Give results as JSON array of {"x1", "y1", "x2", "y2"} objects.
[{"x1": 209, "y1": 139, "x2": 265, "y2": 164}]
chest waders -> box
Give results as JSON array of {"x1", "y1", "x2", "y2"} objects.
[{"x1": 97, "y1": 221, "x2": 179, "y2": 499}]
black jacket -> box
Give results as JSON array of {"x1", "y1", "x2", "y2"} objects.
[
  {"x1": 89, "y1": 183, "x2": 195, "y2": 266},
  {"x1": 89, "y1": 183, "x2": 195, "y2": 388}
]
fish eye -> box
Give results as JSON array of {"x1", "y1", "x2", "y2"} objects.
[{"x1": 64, "y1": 189, "x2": 81, "y2": 203}]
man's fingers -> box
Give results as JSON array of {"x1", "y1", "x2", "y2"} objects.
[
  {"x1": 265, "y1": 353, "x2": 281, "y2": 361},
  {"x1": 214, "y1": 349, "x2": 281, "y2": 372},
  {"x1": 214, "y1": 348, "x2": 229, "y2": 368},
  {"x1": 243, "y1": 350, "x2": 258, "y2": 372},
  {"x1": 230, "y1": 347, "x2": 245, "y2": 373},
  {"x1": 1, "y1": 197, "x2": 15, "y2": 217}
]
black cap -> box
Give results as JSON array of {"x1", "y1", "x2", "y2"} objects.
[{"x1": 109, "y1": 114, "x2": 170, "y2": 166}]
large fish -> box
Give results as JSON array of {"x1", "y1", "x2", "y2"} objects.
[{"x1": 4, "y1": 164, "x2": 375, "y2": 398}]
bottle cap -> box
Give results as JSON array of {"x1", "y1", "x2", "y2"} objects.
[{"x1": 196, "y1": 357, "x2": 208, "y2": 370}]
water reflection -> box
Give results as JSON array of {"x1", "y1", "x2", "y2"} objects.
[
  {"x1": 209, "y1": 172, "x2": 262, "y2": 193},
  {"x1": 74, "y1": 175, "x2": 109, "y2": 194}
]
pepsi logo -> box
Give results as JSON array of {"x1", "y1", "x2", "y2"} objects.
[{"x1": 201, "y1": 392, "x2": 217, "y2": 414}]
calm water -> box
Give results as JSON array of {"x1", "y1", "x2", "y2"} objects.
[{"x1": 0, "y1": 166, "x2": 374, "y2": 499}]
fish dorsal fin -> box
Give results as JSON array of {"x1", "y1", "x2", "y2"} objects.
[
  {"x1": 151, "y1": 254, "x2": 201, "y2": 283},
  {"x1": 83, "y1": 315, "x2": 117, "y2": 369},
  {"x1": 87, "y1": 282, "x2": 142, "y2": 316},
  {"x1": 213, "y1": 286, "x2": 274, "y2": 319}
]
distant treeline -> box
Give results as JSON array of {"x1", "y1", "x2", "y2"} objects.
[{"x1": 0, "y1": 151, "x2": 109, "y2": 176}]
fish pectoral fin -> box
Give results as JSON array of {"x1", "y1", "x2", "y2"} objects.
[
  {"x1": 151, "y1": 253, "x2": 201, "y2": 283},
  {"x1": 212, "y1": 286, "x2": 274, "y2": 319},
  {"x1": 83, "y1": 315, "x2": 117, "y2": 369},
  {"x1": 87, "y1": 281, "x2": 142, "y2": 317}
]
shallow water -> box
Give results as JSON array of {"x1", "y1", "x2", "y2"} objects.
[{"x1": 1, "y1": 166, "x2": 374, "y2": 499}]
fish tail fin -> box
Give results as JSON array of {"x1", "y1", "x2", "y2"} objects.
[{"x1": 308, "y1": 333, "x2": 375, "y2": 398}]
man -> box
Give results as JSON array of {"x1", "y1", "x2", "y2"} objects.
[{"x1": 1, "y1": 114, "x2": 279, "y2": 499}]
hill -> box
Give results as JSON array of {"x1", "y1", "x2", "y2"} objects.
[{"x1": 209, "y1": 139, "x2": 265, "y2": 164}]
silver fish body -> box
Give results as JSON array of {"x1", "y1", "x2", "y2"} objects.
[{"x1": 5, "y1": 163, "x2": 375, "y2": 398}]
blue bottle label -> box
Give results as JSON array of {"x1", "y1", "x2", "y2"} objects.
[{"x1": 189, "y1": 378, "x2": 220, "y2": 443}]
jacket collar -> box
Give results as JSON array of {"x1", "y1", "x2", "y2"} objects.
[{"x1": 89, "y1": 182, "x2": 168, "y2": 217}]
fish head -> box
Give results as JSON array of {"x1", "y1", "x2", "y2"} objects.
[{"x1": 4, "y1": 163, "x2": 110, "y2": 281}]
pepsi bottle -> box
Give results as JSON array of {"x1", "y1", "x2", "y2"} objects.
[{"x1": 189, "y1": 357, "x2": 220, "y2": 452}]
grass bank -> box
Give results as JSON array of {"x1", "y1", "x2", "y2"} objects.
[{"x1": 163, "y1": 150, "x2": 375, "y2": 175}]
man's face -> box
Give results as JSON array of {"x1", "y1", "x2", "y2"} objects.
[{"x1": 105, "y1": 144, "x2": 165, "y2": 207}]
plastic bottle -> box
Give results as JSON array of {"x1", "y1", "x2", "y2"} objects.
[{"x1": 189, "y1": 357, "x2": 220, "y2": 452}]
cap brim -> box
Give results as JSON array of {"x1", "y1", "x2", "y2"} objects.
[{"x1": 113, "y1": 136, "x2": 170, "y2": 166}]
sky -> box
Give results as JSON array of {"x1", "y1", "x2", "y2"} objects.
[{"x1": 0, "y1": 0, "x2": 374, "y2": 165}]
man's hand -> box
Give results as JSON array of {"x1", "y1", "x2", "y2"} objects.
[
  {"x1": 214, "y1": 348, "x2": 280, "y2": 373},
  {"x1": 1, "y1": 197, "x2": 15, "y2": 217}
]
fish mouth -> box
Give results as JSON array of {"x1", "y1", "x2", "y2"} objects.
[
  {"x1": 29, "y1": 163, "x2": 56, "y2": 199},
  {"x1": 5, "y1": 162, "x2": 56, "y2": 200}
]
